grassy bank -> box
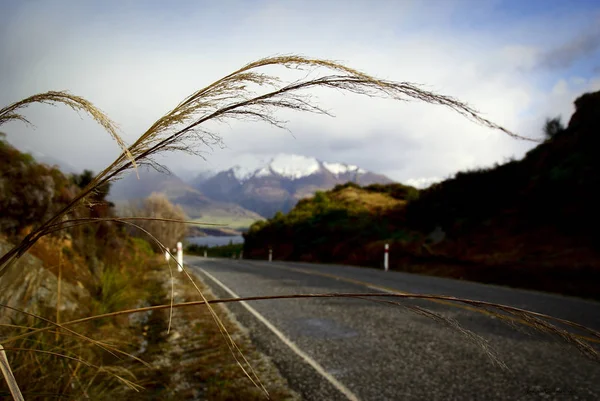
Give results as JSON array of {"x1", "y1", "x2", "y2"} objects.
[
  {"x1": 114, "y1": 262, "x2": 298, "y2": 401},
  {"x1": 0, "y1": 242, "x2": 297, "y2": 400},
  {"x1": 0, "y1": 138, "x2": 295, "y2": 399}
]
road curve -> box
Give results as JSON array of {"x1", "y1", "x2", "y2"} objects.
[{"x1": 186, "y1": 257, "x2": 600, "y2": 401}]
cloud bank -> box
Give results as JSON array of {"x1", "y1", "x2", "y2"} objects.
[{"x1": 1, "y1": 0, "x2": 599, "y2": 186}]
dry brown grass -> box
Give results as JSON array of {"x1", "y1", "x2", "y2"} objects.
[{"x1": 0, "y1": 91, "x2": 134, "y2": 167}]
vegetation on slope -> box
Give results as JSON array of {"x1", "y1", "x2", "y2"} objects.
[
  {"x1": 244, "y1": 91, "x2": 600, "y2": 299},
  {"x1": 245, "y1": 182, "x2": 420, "y2": 263}
]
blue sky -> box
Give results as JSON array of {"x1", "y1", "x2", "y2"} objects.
[{"x1": 1, "y1": 0, "x2": 599, "y2": 186}]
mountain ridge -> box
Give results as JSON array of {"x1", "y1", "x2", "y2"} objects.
[
  {"x1": 191, "y1": 153, "x2": 394, "y2": 217},
  {"x1": 110, "y1": 153, "x2": 394, "y2": 228}
]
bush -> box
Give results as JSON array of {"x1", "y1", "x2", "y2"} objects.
[
  {"x1": 543, "y1": 116, "x2": 565, "y2": 139},
  {"x1": 131, "y1": 237, "x2": 154, "y2": 257},
  {"x1": 332, "y1": 182, "x2": 360, "y2": 192},
  {"x1": 0, "y1": 138, "x2": 76, "y2": 235},
  {"x1": 124, "y1": 192, "x2": 188, "y2": 252},
  {"x1": 364, "y1": 183, "x2": 419, "y2": 201}
]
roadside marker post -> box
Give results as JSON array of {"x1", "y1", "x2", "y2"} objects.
[
  {"x1": 269, "y1": 248, "x2": 273, "y2": 262},
  {"x1": 177, "y1": 242, "x2": 183, "y2": 272},
  {"x1": 384, "y1": 243, "x2": 389, "y2": 272},
  {"x1": 204, "y1": 250, "x2": 207, "y2": 258}
]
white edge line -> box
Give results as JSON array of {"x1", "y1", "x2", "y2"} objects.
[{"x1": 197, "y1": 266, "x2": 361, "y2": 401}]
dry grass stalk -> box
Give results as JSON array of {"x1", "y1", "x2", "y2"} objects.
[
  {"x1": 0, "y1": 344, "x2": 24, "y2": 401},
  {"x1": 0, "y1": 303, "x2": 152, "y2": 370},
  {"x1": 56, "y1": 248, "x2": 62, "y2": 343},
  {"x1": 0, "y1": 90, "x2": 134, "y2": 166}
]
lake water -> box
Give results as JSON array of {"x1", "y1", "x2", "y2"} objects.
[{"x1": 186, "y1": 235, "x2": 244, "y2": 247}]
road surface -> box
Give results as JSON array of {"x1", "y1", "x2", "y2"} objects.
[{"x1": 186, "y1": 257, "x2": 600, "y2": 401}]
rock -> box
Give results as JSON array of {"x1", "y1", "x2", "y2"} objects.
[{"x1": 0, "y1": 240, "x2": 91, "y2": 323}]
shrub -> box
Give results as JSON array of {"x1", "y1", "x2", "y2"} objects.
[
  {"x1": 125, "y1": 192, "x2": 188, "y2": 252},
  {"x1": 0, "y1": 138, "x2": 76, "y2": 235},
  {"x1": 543, "y1": 116, "x2": 565, "y2": 139}
]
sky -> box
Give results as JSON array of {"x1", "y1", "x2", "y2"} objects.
[{"x1": 1, "y1": 0, "x2": 599, "y2": 187}]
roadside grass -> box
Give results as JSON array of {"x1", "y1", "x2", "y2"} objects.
[
  {"x1": 122, "y1": 265, "x2": 298, "y2": 401},
  {"x1": 1, "y1": 252, "x2": 298, "y2": 400}
]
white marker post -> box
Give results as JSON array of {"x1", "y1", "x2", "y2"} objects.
[
  {"x1": 177, "y1": 242, "x2": 183, "y2": 272},
  {"x1": 384, "y1": 243, "x2": 389, "y2": 272},
  {"x1": 268, "y1": 248, "x2": 273, "y2": 262},
  {"x1": 204, "y1": 250, "x2": 207, "y2": 258}
]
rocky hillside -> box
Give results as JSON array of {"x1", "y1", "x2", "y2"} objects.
[
  {"x1": 193, "y1": 154, "x2": 394, "y2": 218},
  {"x1": 244, "y1": 91, "x2": 600, "y2": 300}
]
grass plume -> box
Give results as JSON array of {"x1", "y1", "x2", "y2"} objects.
[{"x1": 0, "y1": 90, "x2": 134, "y2": 167}]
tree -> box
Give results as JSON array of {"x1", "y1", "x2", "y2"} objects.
[
  {"x1": 127, "y1": 192, "x2": 188, "y2": 252},
  {"x1": 72, "y1": 169, "x2": 112, "y2": 205},
  {"x1": 0, "y1": 138, "x2": 75, "y2": 235},
  {"x1": 543, "y1": 116, "x2": 565, "y2": 139}
]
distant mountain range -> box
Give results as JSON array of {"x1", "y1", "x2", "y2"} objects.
[
  {"x1": 190, "y1": 154, "x2": 394, "y2": 218},
  {"x1": 110, "y1": 154, "x2": 394, "y2": 232}
]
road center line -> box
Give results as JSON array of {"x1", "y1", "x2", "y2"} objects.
[{"x1": 195, "y1": 265, "x2": 362, "y2": 401}]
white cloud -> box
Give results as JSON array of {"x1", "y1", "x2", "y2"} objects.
[
  {"x1": 0, "y1": 0, "x2": 598, "y2": 187},
  {"x1": 404, "y1": 177, "x2": 443, "y2": 189}
]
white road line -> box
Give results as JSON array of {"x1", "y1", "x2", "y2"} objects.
[{"x1": 196, "y1": 266, "x2": 361, "y2": 401}]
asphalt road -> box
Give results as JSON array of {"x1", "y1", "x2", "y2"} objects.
[{"x1": 186, "y1": 257, "x2": 600, "y2": 401}]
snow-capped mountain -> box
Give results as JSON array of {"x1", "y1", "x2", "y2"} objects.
[
  {"x1": 191, "y1": 154, "x2": 393, "y2": 218},
  {"x1": 196, "y1": 154, "x2": 374, "y2": 182},
  {"x1": 247, "y1": 154, "x2": 368, "y2": 181}
]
